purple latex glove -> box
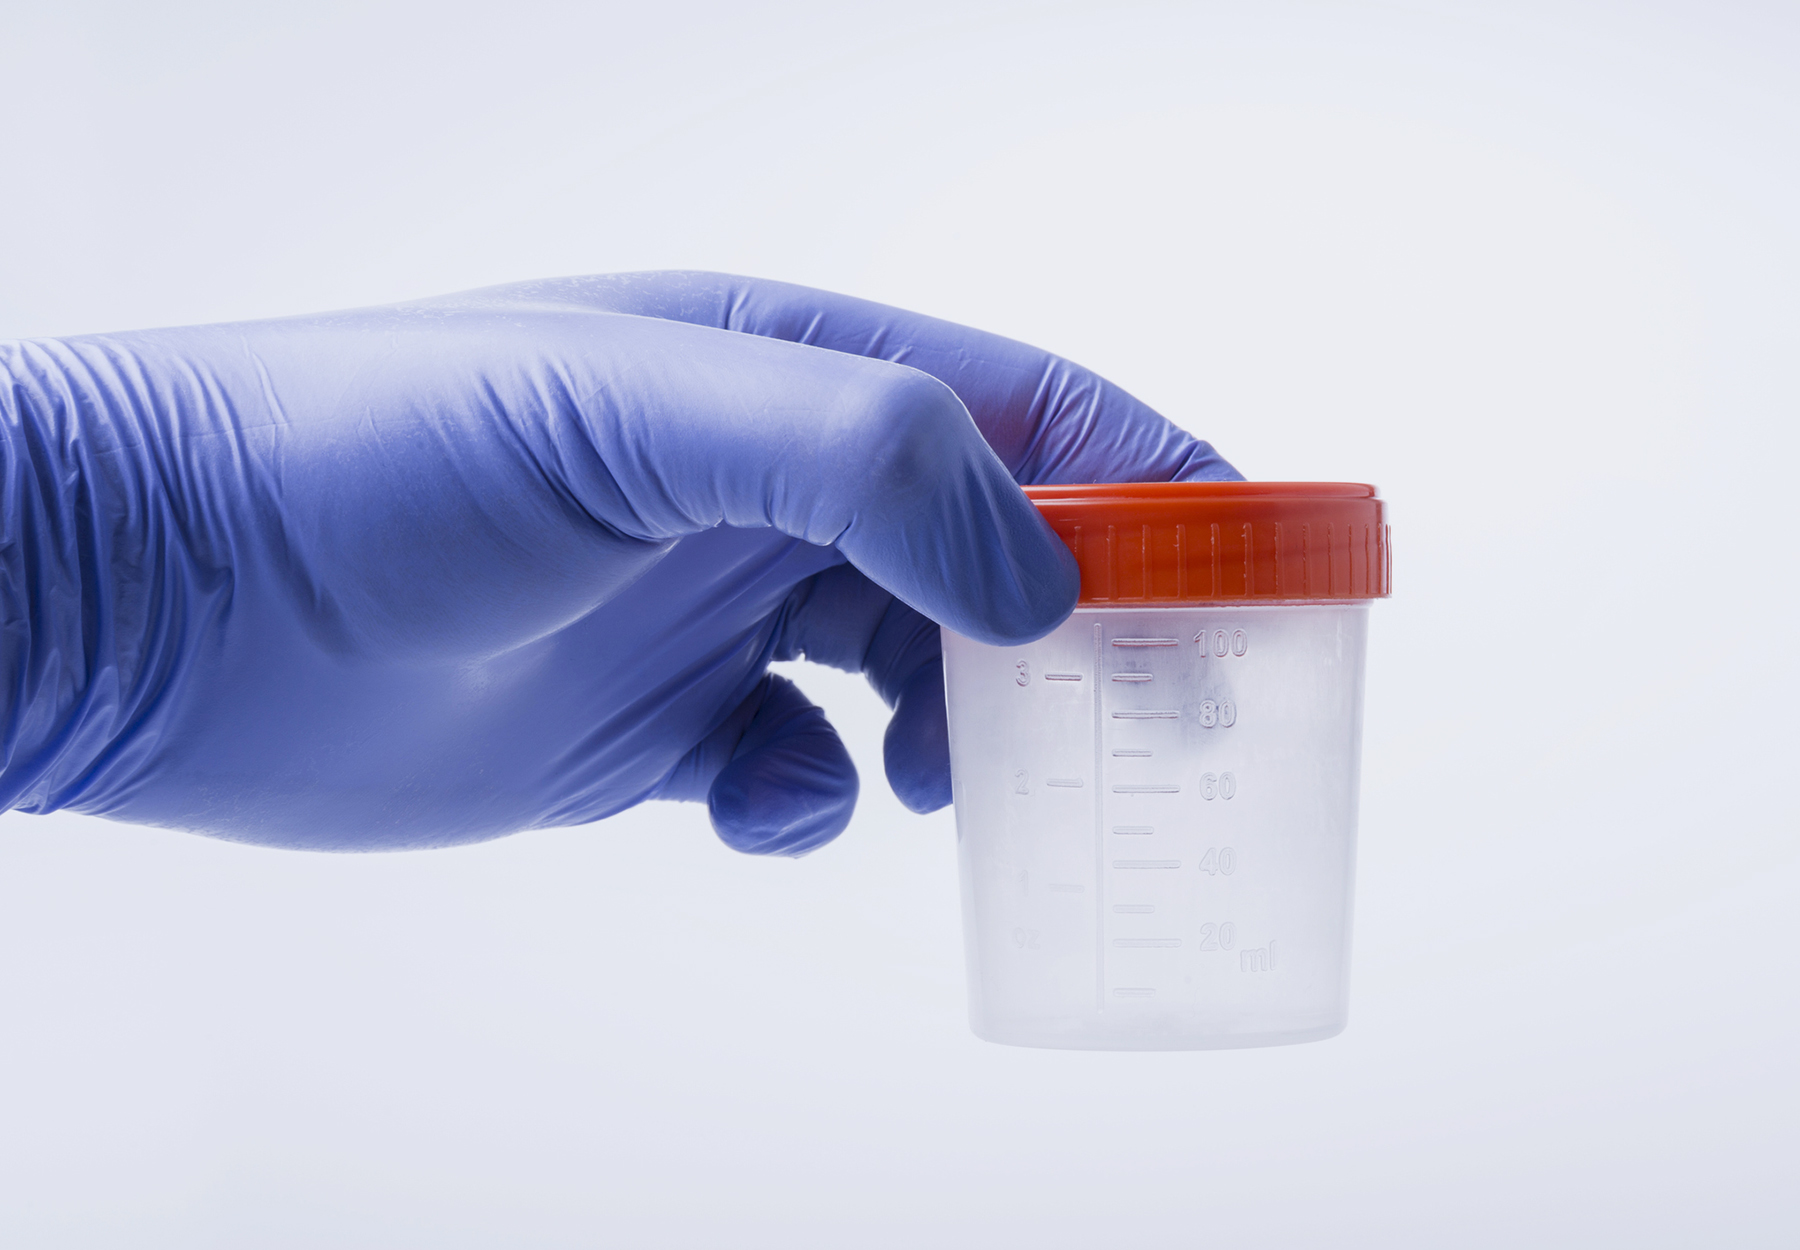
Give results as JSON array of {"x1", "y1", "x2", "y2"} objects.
[{"x1": 0, "y1": 273, "x2": 1237, "y2": 853}]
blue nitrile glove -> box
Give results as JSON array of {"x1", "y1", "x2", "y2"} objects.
[{"x1": 0, "y1": 273, "x2": 1238, "y2": 853}]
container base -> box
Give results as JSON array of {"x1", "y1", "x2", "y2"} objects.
[{"x1": 969, "y1": 1017, "x2": 1347, "y2": 1052}]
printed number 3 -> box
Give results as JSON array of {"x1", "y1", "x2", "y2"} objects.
[{"x1": 1015, "y1": 661, "x2": 1031, "y2": 686}]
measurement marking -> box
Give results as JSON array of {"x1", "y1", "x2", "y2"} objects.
[
  {"x1": 1111, "y1": 748, "x2": 1152, "y2": 757},
  {"x1": 1044, "y1": 672, "x2": 1083, "y2": 682},
  {"x1": 1112, "y1": 904, "x2": 1155, "y2": 914},
  {"x1": 1111, "y1": 710, "x2": 1179, "y2": 720},
  {"x1": 1112, "y1": 987, "x2": 1156, "y2": 998},
  {"x1": 1113, "y1": 859, "x2": 1181, "y2": 869},
  {"x1": 1111, "y1": 825, "x2": 1155, "y2": 835},
  {"x1": 1113, "y1": 938, "x2": 1182, "y2": 948},
  {"x1": 1113, "y1": 784, "x2": 1179, "y2": 794},
  {"x1": 1045, "y1": 778, "x2": 1083, "y2": 788},
  {"x1": 1110, "y1": 672, "x2": 1153, "y2": 682},
  {"x1": 1111, "y1": 637, "x2": 1179, "y2": 647},
  {"x1": 1048, "y1": 883, "x2": 1084, "y2": 894},
  {"x1": 1092, "y1": 622, "x2": 1105, "y2": 1013}
]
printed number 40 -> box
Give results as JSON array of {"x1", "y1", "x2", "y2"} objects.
[{"x1": 1198, "y1": 847, "x2": 1238, "y2": 875}]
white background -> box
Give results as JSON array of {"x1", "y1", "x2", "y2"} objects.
[{"x1": 2, "y1": 2, "x2": 1797, "y2": 1245}]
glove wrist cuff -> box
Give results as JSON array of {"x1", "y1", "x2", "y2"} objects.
[{"x1": 0, "y1": 349, "x2": 177, "y2": 815}]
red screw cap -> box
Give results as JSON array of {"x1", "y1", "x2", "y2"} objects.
[{"x1": 1025, "y1": 482, "x2": 1391, "y2": 604}]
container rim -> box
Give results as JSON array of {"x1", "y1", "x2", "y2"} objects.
[{"x1": 1023, "y1": 481, "x2": 1378, "y2": 503}]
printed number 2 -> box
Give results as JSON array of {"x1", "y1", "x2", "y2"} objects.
[{"x1": 1014, "y1": 770, "x2": 1030, "y2": 795}]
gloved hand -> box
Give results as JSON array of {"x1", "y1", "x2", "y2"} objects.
[{"x1": 0, "y1": 273, "x2": 1237, "y2": 853}]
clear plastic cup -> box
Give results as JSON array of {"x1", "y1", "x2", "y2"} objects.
[{"x1": 942, "y1": 483, "x2": 1391, "y2": 1051}]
